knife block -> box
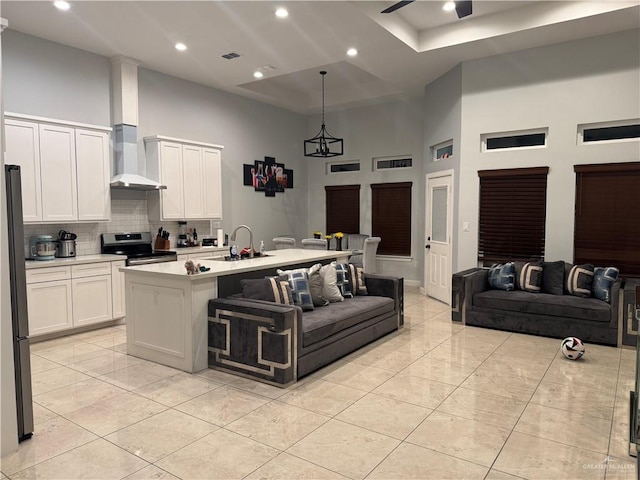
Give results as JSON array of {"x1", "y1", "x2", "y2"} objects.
[{"x1": 154, "y1": 236, "x2": 171, "y2": 251}]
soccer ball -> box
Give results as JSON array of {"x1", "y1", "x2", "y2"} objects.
[{"x1": 561, "y1": 337, "x2": 585, "y2": 360}]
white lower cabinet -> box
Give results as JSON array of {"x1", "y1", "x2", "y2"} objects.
[
  {"x1": 71, "y1": 263, "x2": 112, "y2": 327},
  {"x1": 111, "y1": 260, "x2": 126, "y2": 319},
  {"x1": 27, "y1": 261, "x2": 121, "y2": 337},
  {"x1": 27, "y1": 279, "x2": 73, "y2": 336},
  {"x1": 72, "y1": 275, "x2": 113, "y2": 327}
]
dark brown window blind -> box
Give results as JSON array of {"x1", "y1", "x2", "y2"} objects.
[
  {"x1": 325, "y1": 185, "x2": 360, "y2": 234},
  {"x1": 478, "y1": 167, "x2": 549, "y2": 265},
  {"x1": 574, "y1": 162, "x2": 640, "y2": 277},
  {"x1": 371, "y1": 182, "x2": 412, "y2": 256}
]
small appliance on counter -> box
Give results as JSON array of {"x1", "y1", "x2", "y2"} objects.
[
  {"x1": 29, "y1": 235, "x2": 56, "y2": 261},
  {"x1": 55, "y1": 230, "x2": 77, "y2": 258},
  {"x1": 177, "y1": 221, "x2": 188, "y2": 248}
]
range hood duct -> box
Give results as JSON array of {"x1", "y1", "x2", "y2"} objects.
[
  {"x1": 109, "y1": 56, "x2": 165, "y2": 190},
  {"x1": 110, "y1": 124, "x2": 166, "y2": 190}
]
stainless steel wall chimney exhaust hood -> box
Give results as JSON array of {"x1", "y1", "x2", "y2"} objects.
[{"x1": 110, "y1": 124, "x2": 166, "y2": 190}]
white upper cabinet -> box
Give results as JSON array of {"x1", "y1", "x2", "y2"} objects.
[
  {"x1": 4, "y1": 119, "x2": 42, "y2": 222},
  {"x1": 202, "y1": 148, "x2": 222, "y2": 219},
  {"x1": 4, "y1": 113, "x2": 111, "y2": 224},
  {"x1": 158, "y1": 141, "x2": 185, "y2": 220},
  {"x1": 39, "y1": 123, "x2": 78, "y2": 222},
  {"x1": 76, "y1": 129, "x2": 111, "y2": 221},
  {"x1": 182, "y1": 144, "x2": 204, "y2": 219},
  {"x1": 145, "y1": 136, "x2": 224, "y2": 221}
]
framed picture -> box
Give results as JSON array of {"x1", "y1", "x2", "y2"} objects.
[
  {"x1": 284, "y1": 169, "x2": 294, "y2": 188},
  {"x1": 243, "y1": 164, "x2": 254, "y2": 186},
  {"x1": 244, "y1": 157, "x2": 293, "y2": 196}
]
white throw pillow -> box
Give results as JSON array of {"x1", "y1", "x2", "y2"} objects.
[{"x1": 319, "y1": 263, "x2": 344, "y2": 303}]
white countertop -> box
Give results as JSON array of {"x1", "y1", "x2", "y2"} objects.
[
  {"x1": 25, "y1": 254, "x2": 124, "y2": 269},
  {"x1": 122, "y1": 248, "x2": 350, "y2": 280}
]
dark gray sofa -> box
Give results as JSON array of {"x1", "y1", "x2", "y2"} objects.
[
  {"x1": 207, "y1": 274, "x2": 404, "y2": 387},
  {"x1": 462, "y1": 269, "x2": 621, "y2": 346}
]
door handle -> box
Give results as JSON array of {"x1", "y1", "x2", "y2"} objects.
[{"x1": 425, "y1": 236, "x2": 430, "y2": 249}]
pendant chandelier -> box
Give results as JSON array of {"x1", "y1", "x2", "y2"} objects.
[{"x1": 304, "y1": 71, "x2": 344, "y2": 157}]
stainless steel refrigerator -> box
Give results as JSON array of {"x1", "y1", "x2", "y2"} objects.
[{"x1": 5, "y1": 164, "x2": 34, "y2": 441}]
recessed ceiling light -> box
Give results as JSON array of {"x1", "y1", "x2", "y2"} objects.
[
  {"x1": 443, "y1": 2, "x2": 456, "y2": 12},
  {"x1": 253, "y1": 71, "x2": 264, "y2": 79},
  {"x1": 275, "y1": 8, "x2": 289, "y2": 18},
  {"x1": 346, "y1": 48, "x2": 358, "y2": 57},
  {"x1": 175, "y1": 43, "x2": 187, "y2": 51},
  {"x1": 53, "y1": 1, "x2": 70, "y2": 11}
]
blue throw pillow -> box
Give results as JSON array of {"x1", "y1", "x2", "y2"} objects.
[
  {"x1": 488, "y1": 263, "x2": 515, "y2": 291},
  {"x1": 333, "y1": 263, "x2": 354, "y2": 298},
  {"x1": 592, "y1": 267, "x2": 619, "y2": 303},
  {"x1": 277, "y1": 271, "x2": 314, "y2": 311}
]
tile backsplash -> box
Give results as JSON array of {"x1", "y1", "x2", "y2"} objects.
[{"x1": 23, "y1": 198, "x2": 212, "y2": 257}]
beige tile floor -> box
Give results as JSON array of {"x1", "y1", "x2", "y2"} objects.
[{"x1": 1, "y1": 287, "x2": 638, "y2": 479}]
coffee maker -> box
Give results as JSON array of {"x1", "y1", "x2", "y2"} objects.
[
  {"x1": 29, "y1": 235, "x2": 56, "y2": 261},
  {"x1": 177, "y1": 221, "x2": 188, "y2": 248}
]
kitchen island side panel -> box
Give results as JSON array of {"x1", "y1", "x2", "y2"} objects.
[{"x1": 125, "y1": 272, "x2": 217, "y2": 373}]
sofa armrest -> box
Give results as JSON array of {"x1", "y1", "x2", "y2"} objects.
[
  {"x1": 207, "y1": 297, "x2": 302, "y2": 385},
  {"x1": 461, "y1": 269, "x2": 489, "y2": 323},
  {"x1": 364, "y1": 274, "x2": 404, "y2": 326}
]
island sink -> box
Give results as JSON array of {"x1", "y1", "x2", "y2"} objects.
[{"x1": 212, "y1": 253, "x2": 271, "y2": 261}]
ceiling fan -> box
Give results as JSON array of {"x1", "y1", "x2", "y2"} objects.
[{"x1": 381, "y1": 0, "x2": 473, "y2": 19}]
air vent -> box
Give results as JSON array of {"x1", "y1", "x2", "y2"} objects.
[{"x1": 221, "y1": 52, "x2": 241, "y2": 60}]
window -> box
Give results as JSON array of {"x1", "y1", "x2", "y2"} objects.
[
  {"x1": 481, "y1": 128, "x2": 548, "y2": 152},
  {"x1": 373, "y1": 155, "x2": 412, "y2": 171},
  {"x1": 371, "y1": 182, "x2": 412, "y2": 256},
  {"x1": 432, "y1": 139, "x2": 453, "y2": 161},
  {"x1": 574, "y1": 162, "x2": 640, "y2": 276},
  {"x1": 478, "y1": 167, "x2": 549, "y2": 265},
  {"x1": 325, "y1": 185, "x2": 360, "y2": 234},
  {"x1": 327, "y1": 161, "x2": 360, "y2": 174},
  {"x1": 578, "y1": 120, "x2": 640, "y2": 144}
]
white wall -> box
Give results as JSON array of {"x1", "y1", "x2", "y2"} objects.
[
  {"x1": 2, "y1": 30, "x2": 111, "y2": 126},
  {"x1": 456, "y1": 29, "x2": 640, "y2": 271},
  {"x1": 424, "y1": 65, "x2": 462, "y2": 273},
  {"x1": 305, "y1": 96, "x2": 424, "y2": 281}
]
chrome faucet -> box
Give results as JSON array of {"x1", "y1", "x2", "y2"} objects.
[{"x1": 230, "y1": 225, "x2": 254, "y2": 258}]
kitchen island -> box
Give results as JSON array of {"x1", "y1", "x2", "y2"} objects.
[{"x1": 122, "y1": 249, "x2": 349, "y2": 372}]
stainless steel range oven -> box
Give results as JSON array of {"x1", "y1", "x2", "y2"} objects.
[{"x1": 101, "y1": 232, "x2": 177, "y2": 266}]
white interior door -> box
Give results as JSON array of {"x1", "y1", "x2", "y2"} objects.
[{"x1": 425, "y1": 172, "x2": 453, "y2": 304}]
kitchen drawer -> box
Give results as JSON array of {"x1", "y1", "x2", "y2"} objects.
[
  {"x1": 71, "y1": 262, "x2": 111, "y2": 279},
  {"x1": 26, "y1": 266, "x2": 71, "y2": 284}
]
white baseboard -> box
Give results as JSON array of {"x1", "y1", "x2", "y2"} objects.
[{"x1": 405, "y1": 280, "x2": 421, "y2": 288}]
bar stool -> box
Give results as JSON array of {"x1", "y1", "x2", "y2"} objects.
[
  {"x1": 301, "y1": 238, "x2": 327, "y2": 250},
  {"x1": 273, "y1": 237, "x2": 296, "y2": 249}
]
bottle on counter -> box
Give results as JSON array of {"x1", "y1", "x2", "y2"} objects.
[
  {"x1": 193, "y1": 229, "x2": 198, "y2": 245},
  {"x1": 259, "y1": 240, "x2": 266, "y2": 256}
]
